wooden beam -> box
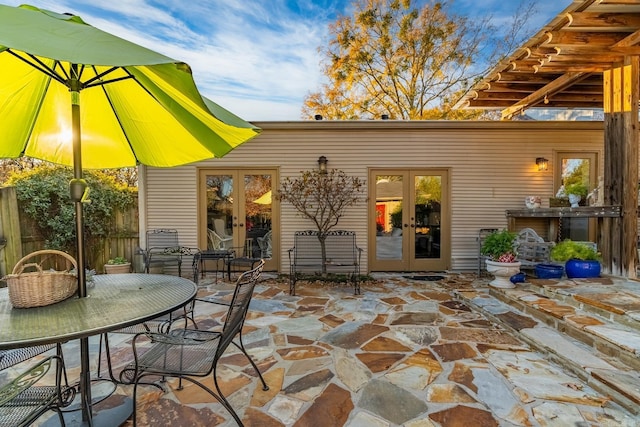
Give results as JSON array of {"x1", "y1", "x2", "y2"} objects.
[
  {"x1": 603, "y1": 58, "x2": 639, "y2": 277},
  {"x1": 613, "y1": 27, "x2": 640, "y2": 46},
  {"x1": 566, "y1": 12, "x2": 640, "y2": 31},
  {"x1": 533, "y1": 64, "x2": 616, "y2": 72},
  {"x1": 598, "y1": 0, "x2": 640, "y2": 5},
  {"x1": 544, "y1": 30, "x2": 631, "y2": 46},
  {"x1": 483, "y1": 82, "x2": 603, "y2": 94},
  {"x1": 501, "y1": 72, "x2": 591, "y2": 119}
]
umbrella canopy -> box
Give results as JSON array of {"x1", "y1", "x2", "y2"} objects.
[
  {"x1": 0, "y1": 4, "x2": 260, "y2": 169},
  {"x1": 0, "y1": 4, "x2": 259, "y2": 423},
  {"x1": 253, "y1": 190, "x2": 272, "y2": 205}
]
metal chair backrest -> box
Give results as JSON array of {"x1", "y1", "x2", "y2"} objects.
[
  {"x1": 217, "y1": 259, "x2": 264, "y2": 357},
  {"x1": 146, "y1": 228, "x2": 180, "y2": 251}
]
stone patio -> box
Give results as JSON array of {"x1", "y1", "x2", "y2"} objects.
[{"x1": 30, "y1": 272, "x2": 640, "y2": 426}]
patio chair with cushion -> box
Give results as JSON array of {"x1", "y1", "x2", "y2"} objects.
[
  {"x1": 213, "y1": 218, "x2": 233, "y2": 243},
  {"x1": 256, "y1": 230, "x2": 272, "y2": 259},
  {"x1": 208, "y1": 228, "x2": 233, "y2": 251},
  {"x1": 121, "y1": 259, "x2": 267, "y2": 426},
  {"x1": 0, "y1": 344, "x2": 75, "y2": 427}
]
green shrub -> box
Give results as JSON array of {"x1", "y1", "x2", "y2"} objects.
[
  {"x1": 550, "y1": 240, "x2": 600, "y2": 262},
  {"x1": 7, "y1": 165, "x2": 136, "y2": 257}
]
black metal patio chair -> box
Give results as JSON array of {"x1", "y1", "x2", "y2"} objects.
[
  {"x1": 225, "y1": 243, "x2": 261, "y2": 281},
  {"x1": 97, "y1": 300, "x2": 198, "y2": 385},
  {"x1": 122, "y1": 259, "x2": 267, "y2": 426},
  {"x1": 0, "y1": 344, "x2": 75, "y2": 427},
  {"x1": 145, "y1": 228, "x2": 199, "y2": 281}
]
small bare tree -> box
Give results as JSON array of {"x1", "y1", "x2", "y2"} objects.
[{"x1": 277, "y1": 168, "x2": 365, "y2": 273}]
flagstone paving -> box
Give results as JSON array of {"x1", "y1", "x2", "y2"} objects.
[{"x1": 30, "y1": 272, "x2": 640, "y2": 426}]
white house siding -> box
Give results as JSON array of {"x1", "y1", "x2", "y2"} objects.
[{"x1": 142, "y1": 120, "x2": 604, "y2": 274}]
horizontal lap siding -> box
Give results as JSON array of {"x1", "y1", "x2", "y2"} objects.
[{"x1": 144, "y1": 121, "x2": 604, "y2": 273}]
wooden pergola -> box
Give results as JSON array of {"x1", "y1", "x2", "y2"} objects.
[{"x1": 455, "y1": 0, "x2": 640, "y2": 277}]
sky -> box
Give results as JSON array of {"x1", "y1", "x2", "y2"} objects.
[{"x1": 2, "y1": 0, "x2": 572, "y2": 121}]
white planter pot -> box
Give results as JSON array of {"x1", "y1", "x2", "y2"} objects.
[{"x1": 485, "y1": 260, "x2": 521, "y2": 288}]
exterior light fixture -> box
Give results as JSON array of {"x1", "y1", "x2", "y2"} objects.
[
  {"x1": 318, "y1": 156, "x2": 328, "y2": 174},
  {"x1": 536, "y1": 157, "x2": 548, "y2": 171}
]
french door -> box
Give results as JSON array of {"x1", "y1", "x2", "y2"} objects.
[
  {"x1": 369, "y1": 169, "x2": 450, "y2": 271},
  {"x1": 198, "y1": 169, "x2": 278, "y2": 270}
]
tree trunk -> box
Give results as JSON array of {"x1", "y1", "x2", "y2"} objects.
[{"x1": 318, "y1": 234, "x2": 327, "y2": 275}]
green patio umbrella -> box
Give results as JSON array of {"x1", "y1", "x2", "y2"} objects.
[{"x1": 0, "y1": 3, "x2": 259, "y2": 423}]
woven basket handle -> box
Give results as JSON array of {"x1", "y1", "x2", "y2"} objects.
[
  {"x1": 13, "y1": 262, "x2": 44, "y2": 276},
  {"x1": 11, "y1": 250, "x2": 78, "y2": 275}
]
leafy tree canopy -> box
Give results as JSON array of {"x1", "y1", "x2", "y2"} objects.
[{"x1": 303, "y1": 0, "x2": 535, "y2": 120}]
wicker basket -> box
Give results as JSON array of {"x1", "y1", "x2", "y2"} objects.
[{"x1": 4, "y1": 250, "x2": 78, "y2": 308}]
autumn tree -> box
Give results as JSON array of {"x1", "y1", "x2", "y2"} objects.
[
  {"x1": 303, "y1": 0, "x2": 534, "y2": 120},
  {"x1": 277, "y1": 168, "x2": 365, "y2": 273}
]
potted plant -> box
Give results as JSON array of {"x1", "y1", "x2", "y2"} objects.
[
  {"x1": 480, "y1": 229, "x2": 521, "y2": 288},
  {"x1": 550, "y1": 240, "x2": 601, "y2": 278},
  {"x1": 565, "y1": 182, "x2": 588, "y2": 207},
  {"x1": 104, "y1": 256, "x2": 131, "y2": 274}
]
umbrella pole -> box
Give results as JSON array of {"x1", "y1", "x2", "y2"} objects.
[{"x1": 71, "y1": 73, "x2": 93, "y2": 423}]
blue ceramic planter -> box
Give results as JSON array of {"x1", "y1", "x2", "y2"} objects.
[
  {"x1": 535, "y1": 263, "x2": 564, "y2": 279},
  {"x1": 565, "y1": 259, "x2": 601, "y2": 279}
]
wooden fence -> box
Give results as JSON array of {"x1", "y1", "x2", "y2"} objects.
[{"x1": 0, "y1": 186, "x2": 140, "y2": 277}]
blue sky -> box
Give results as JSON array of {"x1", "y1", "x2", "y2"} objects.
[{"x1": 3, "y1": 1, "x2": 570, "y2": 121}]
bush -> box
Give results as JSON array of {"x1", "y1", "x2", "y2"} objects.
[
  {"x1": 550, "y1": 240, "x2": 600, "y2": 262},
  {"x1": 7, "y1": 165, "x2": 137, "y2": 257}
]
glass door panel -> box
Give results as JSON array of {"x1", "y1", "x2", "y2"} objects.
[
  {"x1": 244, "y1": 174, "x2": 272, "y2": 259},
  {"x1": 413, "y1": 174, "x2": 441, "y2": 260},
  {"x1": 375, "y1": 174, "x2": 405, "y2": 265},
  {"x1": 205, "y1": 174, "x2": 234, "y2": 250},
  {"x1": 555, "y1": 152, "x2": 598, "y2": 242}
]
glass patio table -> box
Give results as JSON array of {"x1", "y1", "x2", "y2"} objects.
[{"x1": 0, "y1": 273, "x2": 197, "y2": 427}]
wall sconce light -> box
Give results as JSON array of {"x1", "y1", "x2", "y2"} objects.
[
  {"x1": 318, "y1": 156, "x2": 328, "y2": 174},
  {"x1": 536, "y1": 157, "x2": 548, "y2": 171}
]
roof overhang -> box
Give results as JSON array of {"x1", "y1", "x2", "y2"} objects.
[{"x1": 454, "y1": 0, "x2": 640, "y2": 119}]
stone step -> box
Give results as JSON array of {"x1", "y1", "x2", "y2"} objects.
[
  {"x1": 455, "y1": 288, "x2": 640, "y2": 414},
  {"x1": 490, "y1": 285, "x2": 640, "y2": 372},
  {"x1": 525, "y1": 277, "x2": 640, "y2": 333}
]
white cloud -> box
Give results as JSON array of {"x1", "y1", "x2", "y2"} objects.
[{"x1": 1, "y1": 0, "x2": 572, "y2": 121}]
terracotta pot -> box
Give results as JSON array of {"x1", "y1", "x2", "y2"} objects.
[
  {"x1": 485, "y1": 260, "x2": 521, "y2": 288},
  {"x1": 104, "y1": 263, "x2": 131, "y2": 274}
]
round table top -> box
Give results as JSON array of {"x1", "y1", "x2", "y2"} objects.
[{"x1": 0, "y1": 273, "x2": 196, "y2": 350}]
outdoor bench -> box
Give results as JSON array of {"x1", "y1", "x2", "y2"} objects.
[
  {"x1": 288, "y1": 230, "x2": 363, "y2": 295},
  {"x1": 514, "y1": 228, "x2": 555, "y2": 269}
]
